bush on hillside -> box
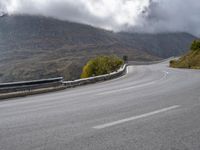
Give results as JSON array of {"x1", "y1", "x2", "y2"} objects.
[
  {"x1": 170, "y1": 39, "x2": 200, "y2": 69},
  {"x1": 123, "y1": 55, "x2": 128, "y2": 62},
  {"x1": 190, "y1": 40, "x2": 200, "y2": 51},
  {"x1": 81, "y1": 55, "x2": 124, "y2": 78}
]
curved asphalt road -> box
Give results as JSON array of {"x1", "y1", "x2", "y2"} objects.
[{"x1": 0, "y1": 61, "x2": 200, "y2": 150}]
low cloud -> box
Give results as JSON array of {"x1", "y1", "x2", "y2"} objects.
[{"x1": 0, "y1": 0, "x2": 200, "y2": 36}]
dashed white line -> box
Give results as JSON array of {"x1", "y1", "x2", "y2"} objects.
[{"x1": 93, "y1": 105, "x2": 180, "y2": 129}]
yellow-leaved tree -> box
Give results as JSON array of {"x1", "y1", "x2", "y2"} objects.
[{"x1": 81, "y1": 55, "x2": 124, "y2": 78}]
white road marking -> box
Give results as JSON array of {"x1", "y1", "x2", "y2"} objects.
[
  {"x1": 163, "y1": 71, "x2": 169, "y2": 75},
  {"x1": 126, "y1": 66, "x2": 129, "y2": 74},
  {"x1": 97, "y1": 81, "x2": 155, "y2": 95},
  {"x1": 93, "y1": 105, "x2": 180, "y2": 129},
  {"x1": 97, "y1": 71, "x2": 169, "y2": 95}
]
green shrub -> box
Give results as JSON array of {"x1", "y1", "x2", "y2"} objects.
[
  {"x1": 169, "y1": 40, "x2": 200, "y2": 69},
  {"x1": 81, "y1": 55, "x2": 124, "y2": 78},
  {"x1": 190, "y1": 40, "x2": 200, "y2": 51},
  {"x1": 169, "y1": 60, "x2": 176, "y2": 66},
  {"x1": 123, "y1": 55, "x2": 128, "y2": 62}
]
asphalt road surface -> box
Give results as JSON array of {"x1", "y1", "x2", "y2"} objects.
[{"x1": 0, "y1": 61, "x2": 200, "y2": 150}]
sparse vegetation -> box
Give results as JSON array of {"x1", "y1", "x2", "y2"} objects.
[
  {"x1": 190, "y1": 40, "x2": 200, "y2": 51},
  {"x1": 81, "y1": 55, "x2": 124, "y2": 78},
  {"x1": 0, "y1": 15, "x2": 196, "y2": 83},
  {"x1": 123, "y1": 55, "x2": 128, "y2": 62},
  {"x1": 170, "y1": 40, "x2": 200, "y2": 69}
]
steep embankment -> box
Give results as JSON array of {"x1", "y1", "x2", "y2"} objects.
[{"x1": 170, "y1": 40, "x2": 200, "y2": 69}]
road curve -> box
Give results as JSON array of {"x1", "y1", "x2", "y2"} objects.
[{"x1": 0, "y1": 61, "x2": 200, "y2": 150}]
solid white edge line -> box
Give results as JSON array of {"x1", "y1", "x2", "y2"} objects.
[
  {"x1": 93, "y1": 105, "x2": 180, "y2": 129},
  {"x1": 97, "y1": 70, "x2": 169, "y2": 96},
  {"x1": 126, "y1": 66, "x2": 129, "y2": 74}
]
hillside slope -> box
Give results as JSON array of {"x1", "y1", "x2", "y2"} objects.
[
  {"x1": 118, "y1": 32, "x2": 196, "y2": 58},
  {"x1": 0, "y1": 15, "x2": 197, "y2": 82},
  {"x1": 170, "y1": 40, "x2": 200, "y2": 69}
]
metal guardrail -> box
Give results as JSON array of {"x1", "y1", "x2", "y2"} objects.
[
  {"x1": 0, "y1": 64, "x2": 127, "y2": 96},
  {"x1": 128, "y1": 57, "x2": 174, "y2": 66},
  {"x1": 63, "y1": 64, "x2": 127, "y2": 88},
  {"x1": 0, "y1": 77, "x2": 63, "y2": 94},
  {"x1": 0, "y1": 77, "x2": 63, "y2": 88}
]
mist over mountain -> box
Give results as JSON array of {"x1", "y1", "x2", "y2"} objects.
[
  {"x1": 1, "y1": 0, "x2": 200, "y2": 37},
  {"x1": 0, "y1": 15, "x2": 197, "y2": 82}
]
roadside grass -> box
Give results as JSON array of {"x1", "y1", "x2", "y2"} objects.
[{"x1": 170, "y1": 40, "x2": 200, "y2": 69}]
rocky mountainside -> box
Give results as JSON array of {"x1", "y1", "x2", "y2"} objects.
[{"x1": 0, "y1": 15, "x2": 197, "y2": 82}]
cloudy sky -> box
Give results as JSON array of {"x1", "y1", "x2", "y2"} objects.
[{"x1": 0, "y1": 0, "x2": 200, "y2": 36}]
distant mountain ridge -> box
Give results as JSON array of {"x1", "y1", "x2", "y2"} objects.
[
  {"x1": 118, "y1": 32, "x2": 196, "y2": 58},
  {"x1": 0, "y1": 15, "x2": 197, "y2": 82}
]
